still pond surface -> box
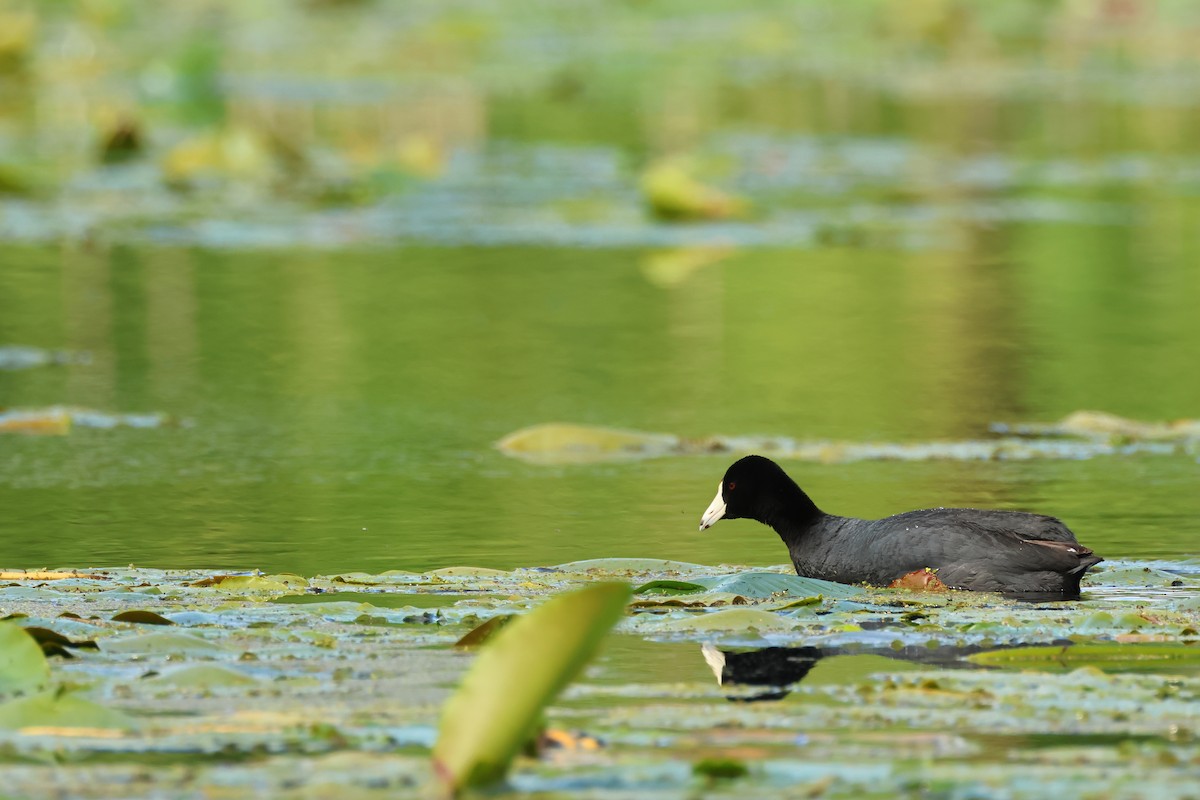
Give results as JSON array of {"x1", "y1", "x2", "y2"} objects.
[
  {"x1": 2, "y1": 3, "x2": 1198, "y2": 576},
  {"x1": 1, "y1": 231, "x2": 1197, "y2": 574}
]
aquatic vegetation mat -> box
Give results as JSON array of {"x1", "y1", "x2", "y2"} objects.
[
  {"x1": 0, "y1": 558, "x2": 1197, "y2": 798},
  {"x1": 496, "y1": 413, "x2": 1200, "y2": 465}
]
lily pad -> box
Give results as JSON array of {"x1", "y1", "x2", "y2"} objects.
[
  {"x1": 660, "y1": 608, "x2": 796, "y2": 633},
  {"x1": 692, "y1": 572, "x2": 864, "y2": 600},
  {"x1": 0, "y1": 689, "x2": 136, "y2": 731},
  {"x1": 0, "y1": 622, "x2": 51, "y2": 696},
  {"x1": 496, "y1": 423, "x2": 679, "y2": 464},
  {"x1": 142, "y1": 665, "x2": 259, "y2": 688},
  {"x1": 100, "y1": 632, "x2": 224, "y2": 655},
  {"x1": 640, "y1": 157, "x2": 751, "y2": 221},
  {"x1": 494, "y1": 422, "x2": 1191, "y2": 465}
]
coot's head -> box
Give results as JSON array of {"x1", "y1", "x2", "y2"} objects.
[{"x1": 699, "y1": 455, "x2": 794, "y2": 530}]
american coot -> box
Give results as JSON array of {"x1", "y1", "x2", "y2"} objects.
[{"x1": 699, "y1": 455, "x2": 1103, "y2": 599}]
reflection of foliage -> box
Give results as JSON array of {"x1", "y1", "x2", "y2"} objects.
[
  {"x1": 0, "y1": 4, "x2": 35, "y2": 75},
  {"x1": 3, "y1": 1, "x2": 1199, "y2": 207},
  {"x1": 170, "y1": 34, "x2": 228, "y2": 125}
]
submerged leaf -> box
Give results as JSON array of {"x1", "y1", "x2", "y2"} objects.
[
  {"x1": 0, "y1": 623, "x2": 51, "y2": 696},
  {"x1": 433, "y1": 582, "x2": 631, "y2": 793},
  {"x1": 190, "y1": 574, "x2": 306, "y2": 591}
]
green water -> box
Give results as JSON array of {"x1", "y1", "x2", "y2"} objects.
[
  {"x1": 1, "y1": 1, "x2": 1199, "y2": 575},
  {"x1": 1, "y1": 235, "x2": 1197, "y2": 573}
]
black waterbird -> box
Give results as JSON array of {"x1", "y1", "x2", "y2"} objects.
[{"x1": 699, "y1": 455, "x2": 1102, "y2": 599}]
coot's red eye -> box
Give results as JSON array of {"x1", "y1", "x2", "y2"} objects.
[{"x1": 728, "y1": 481, "x2": 736, "y2": 491}]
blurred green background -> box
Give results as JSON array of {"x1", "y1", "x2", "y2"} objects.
[{"x1": 1, "y1": 0, "x2": 1197, "y2": 573}]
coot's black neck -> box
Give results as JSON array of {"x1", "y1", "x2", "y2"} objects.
[{"x1": 756, "y1": 479, "x2": 825, "y2": 547}]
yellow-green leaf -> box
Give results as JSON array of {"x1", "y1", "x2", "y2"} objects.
[
  {"x1": 432, "y1": 582, "x2": 630, "y2": 793},
  {"x1": 0, "y1": 622, "x2": 51, "y2": 696}
]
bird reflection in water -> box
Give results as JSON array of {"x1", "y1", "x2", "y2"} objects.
[{"x1": 700, "y1": 641, "x2": 1014, "y2": 702}]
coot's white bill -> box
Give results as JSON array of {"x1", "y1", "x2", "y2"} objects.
[{"x1": 699, "y1": 482, "x2": 725, "y2": 530}]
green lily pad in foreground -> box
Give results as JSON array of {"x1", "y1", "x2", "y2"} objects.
[
  {"x1": 433, "y1": 582, "x2": 631, "y2": 794},
  {"x1": 0, "y1": 622, "x2": 51, "y2": 697}
]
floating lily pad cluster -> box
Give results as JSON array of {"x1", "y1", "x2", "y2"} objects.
[
  {"x1": 496, "y1": 412, "x2": 1200, "y2": 465},
  {"x1": 0, "y1": 558, "x2": 1197, "y2": 797}
]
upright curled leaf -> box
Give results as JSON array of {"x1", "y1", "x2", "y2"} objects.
[{"x1": 432, "y1": 582, "x2": 631, "y2": 794}]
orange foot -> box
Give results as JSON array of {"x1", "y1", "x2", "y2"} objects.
[
  {"x1": 889, "y1": 568, "x2": 950, "y2": 592},
  {"x1": 538, "y1": 728, "x2": 603, "y2": 752}
]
